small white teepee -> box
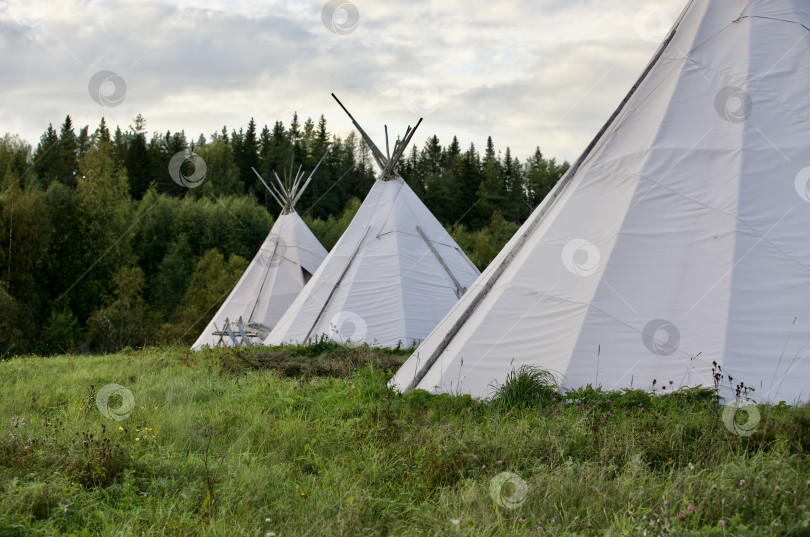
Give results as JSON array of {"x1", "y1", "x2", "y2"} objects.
[
  {"x1": 264, "y1": 95, "x2": 480, "y2": 348},
  {"x1": 391, "y1": 0, "x2": 810, "y2": 402},
  {"x1": 191, "y1": 153, "x2": 330, "y2": 349}
]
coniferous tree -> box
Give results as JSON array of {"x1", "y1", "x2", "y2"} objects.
[
  {"x1": 124, "y1": 114, "x2": 150, "y2": 199},
  {"x1": 56, "y1": 116, "x2": 79, "y2": 187},
  {"x1": 239, "y1": 118, "x2": 259, "y2": 191},
  {"x1": 33, "y1": 124, "x2": 60, "y2": 187},
  {"x1": 95, "y1": 118, "x2": 112, "y2": 147}
]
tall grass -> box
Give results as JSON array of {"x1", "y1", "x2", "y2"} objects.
[{"x1": 0, "y1": 346, "x2": 809, "y2": 536}]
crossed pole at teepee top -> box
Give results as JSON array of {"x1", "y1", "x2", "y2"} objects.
[
  {"x1": 251, "y1": 146, "x2": 331, "y2": 215},
  {"x1": 331, "y1": 93, "x2": 423, "y2": 181}
]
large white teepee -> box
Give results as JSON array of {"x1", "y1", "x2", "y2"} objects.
[
  {"x1": 264, "y1": 96, "x2": 480, "y2": 348},
  {"x1": 191, "y1": 155, "x2": 329, "y2": 349},
  {"x1": 391, "y1": 0, "x2": 810, "y2": 403}
]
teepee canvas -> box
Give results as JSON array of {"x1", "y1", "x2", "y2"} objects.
[
  {"x1": 191, "y1": 154, "x2": 329, "y2": 349},
  {"x1": 391, "y1": 0, "x2": 810, "y2": 402},
  {"x1": 264, "y1": 95, "x2": 480, "y2": 348}
]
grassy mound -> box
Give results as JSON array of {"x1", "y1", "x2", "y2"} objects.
[{"x1": 0, "y1": 346, "x2": 809, "y2": 536}]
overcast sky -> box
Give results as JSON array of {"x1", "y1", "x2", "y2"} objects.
[{"x1": 0, "y1": 0, "x2": 685, "y2": 163}]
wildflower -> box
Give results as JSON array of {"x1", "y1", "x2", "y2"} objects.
[
  {"x1": 473, "y1": 455, "x2": 478, "y2": 461},
  {"x1": 687, "y1": 504, "x2": 695, "y2": 512},
  {"x1": 609, "y1": 413, "x2": 614, "y2": 417},
  {"x1": 537, "y1": 526, "x2": 543, "y2": 531},
  {"x1": 481, "y1": 465, "x2": 486, "y2": 470},
  {"x1": 607, "y1": 399, "x2": 612, "y2": 404},
  {"x1": 628, "y1": 498, "x2": 634, "y2": 503},
  {"x1": 118, "y1": 426, "x2": 123, "y2": 431},
  {"x1": 450, "y1": 519, "x2": 460, "y2": 525},
  {"x1": 265, "y1": 518, "x2": 271, "y2": 523},
  {"x1": 518, "y1": 517, "x2": 524, "y2": 522},
  {"x1": 678, "y1": 510, "x2": 685, "y2": 521},
  {"x1": 551, "y1": 397, "x2": 557, "y2": 402},
  {"x1": 135, "y1": 437, "x2": 140, "y2": 442},
  {"x1": 774, "y1": 486, "x2": 781, "y2": 492},
  {"x1": 550, "y1": 518, "x2": 556, "y2": 523},
  {"x1": 739, "y1": 479, "x2": 746, "y2": 486},
  {"x1": 719, "y1": 520, "x2": 726, "y2": 528},
  {"x1": 552, "y1": 409, "x2": 560, "y2": 414},
  {"x1": 664, "y1": 500, "x2": 670, "y2": 506},
  {"x1": 711, "y1": 484, "x2": 717, "y2": 491},
  {"x1": 497, "y1": 460, "x2": 503, "y2": 465}
]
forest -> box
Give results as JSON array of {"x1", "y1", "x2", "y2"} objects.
[{"x1": 0, "y1": 114, "x2": 569, "y2": 357}]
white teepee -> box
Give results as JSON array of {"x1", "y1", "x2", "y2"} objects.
[
  {"x1": 264, "y1": 95, "x2": 480, "y2": 348},
  {"x1": 391, "y1": 0, "x2": 810, "y2": 403},
  {"x1": 191, "y1": 154, "x2": 329, "y2": 349}
]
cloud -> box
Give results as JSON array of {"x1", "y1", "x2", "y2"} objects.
[{"x1": 0, "y1": 0, "x2": 685, "y2": 162}]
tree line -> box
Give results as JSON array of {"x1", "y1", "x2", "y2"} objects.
[{"x1": 0, "y1": 113, "x2": 568, "y2": 357}]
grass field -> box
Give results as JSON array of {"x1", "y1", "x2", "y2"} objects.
[{"x1": 1, "y1": 344, "x2": 809, "y2": 536}]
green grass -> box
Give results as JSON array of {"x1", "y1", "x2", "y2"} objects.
[{"x1": 1, "y1": 346, "x2": 810, "y2": 536}]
